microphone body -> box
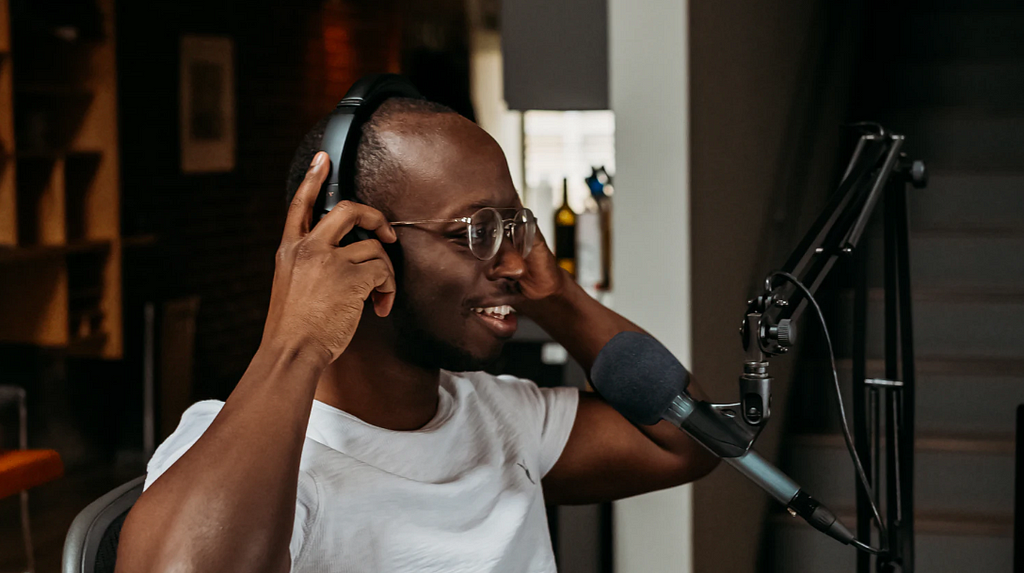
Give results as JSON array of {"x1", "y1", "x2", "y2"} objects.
[
  {"x1": 663, "y1": 394, "x2": 853, "y2": 544},
  {"x1": 591, "y1": 331, "x2": 854, "y2": 545}
]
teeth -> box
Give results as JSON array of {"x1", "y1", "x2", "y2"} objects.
[{"x1": 472, "y1": 305, "x2": 515, "y2": 319}]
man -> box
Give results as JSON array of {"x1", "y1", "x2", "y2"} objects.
[{"x1": 116, "y1": 97, "x2": 719, "y2": 573}]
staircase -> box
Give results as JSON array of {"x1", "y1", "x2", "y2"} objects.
[{"x1": 767, "y1": 2, "x2": 1024, "y2": 571}]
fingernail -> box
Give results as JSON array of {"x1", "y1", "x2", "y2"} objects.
[{"x1": 311, "y1": 152, "x2": 323, "y2": 168}]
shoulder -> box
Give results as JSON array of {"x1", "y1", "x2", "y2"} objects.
[
  {"x1": 458, "y1": 370, "x2": 577, "y2": 404},
  {"x1": 448, "y1": 371, "x2": 543, "y2": 410},
  {"x1": 447, "y1": 371, "x2": 579, "y2": 433},
  {"x1": 449, "y1": 371, "x2": 580, "y2": 478}
]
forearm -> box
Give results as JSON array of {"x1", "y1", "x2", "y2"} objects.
[
  {"x1": 116, "y1": 343, "x2": 328, "y2": 573},
  {"x1": 523, "y1": 273, "x2": 719, "y2": 475}
]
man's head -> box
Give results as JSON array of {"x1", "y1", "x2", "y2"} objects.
[{"x1": 286, "y1": 98, "x2": 527, "y2": 372}]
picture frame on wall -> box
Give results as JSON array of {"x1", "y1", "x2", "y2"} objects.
[{"x1": 179, "y1": 35, "x2": 236, "y2": 173}]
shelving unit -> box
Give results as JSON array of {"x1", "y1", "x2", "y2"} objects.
[{"x1": 0, "y1": 0, "x2": 123, "y2": 358}]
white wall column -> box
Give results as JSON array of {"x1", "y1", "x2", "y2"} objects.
[{"x1": 608, "y1": 0, "x2": 692, "y2": 572}]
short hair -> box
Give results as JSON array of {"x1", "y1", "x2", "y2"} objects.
[{"x1": 285, "y1": 97, "x2": 457, "y2": 217}]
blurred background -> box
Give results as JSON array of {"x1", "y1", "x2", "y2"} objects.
[{"x1": 0, "y1": 0, "x2": 1021, "y2": 572}]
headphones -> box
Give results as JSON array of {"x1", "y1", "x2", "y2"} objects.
[{"x1": 312, "y1": 74, "x2": 423, "y2": 243}]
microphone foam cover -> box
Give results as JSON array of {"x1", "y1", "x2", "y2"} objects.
[{"x1": 590, "y1": 331, "x2": 691, "y2": 426}]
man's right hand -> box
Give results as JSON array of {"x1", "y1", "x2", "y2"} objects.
[{"x1": 262, "y1": 151, "x2": 397, "y2": 365}]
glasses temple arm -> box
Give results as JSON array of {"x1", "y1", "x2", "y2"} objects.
[{"x1": 390, "y1": 217, "x2": 471, "y2": 226}]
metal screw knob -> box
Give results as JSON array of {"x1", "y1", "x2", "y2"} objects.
[
  {"x1": 776, "y1": 319, "x2": 793, "y2": 346},
  {"x1": 768, "y1": 319, "x2": 795, "y2": 347}
]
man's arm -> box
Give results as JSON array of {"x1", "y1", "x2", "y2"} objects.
[
  {"x1": 116, "y1": 153, "x2": 398, "y2": 573},
  {"x1": 116, "y1": 345, "x2": 326, "y2": 573},
  {"x1": 518, "y1": 246, "x2": 719, "y2": 505}
]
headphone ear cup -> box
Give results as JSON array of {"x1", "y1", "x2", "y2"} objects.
[{"x1": 313, "y1": 74, "x2": 422, "y2": 242}]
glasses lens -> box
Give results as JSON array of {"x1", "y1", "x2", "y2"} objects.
[
  {"x1": 512, "y1": 208, "x2": 536, "y2": 258},
  {"x1": 468, "y1": 208, "x2": 502, "y2": 260}
]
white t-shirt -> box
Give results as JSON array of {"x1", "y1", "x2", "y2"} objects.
[{"x1": 144, "y1": 370, "x2": 580, "y2": 573}]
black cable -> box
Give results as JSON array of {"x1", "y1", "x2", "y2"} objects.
[
  {"x1": 852, "y1": 539, "x2": 885, "y2": 555},
  {"x1": 768, "y1": 271, "x2": 888, "y2": 554}
]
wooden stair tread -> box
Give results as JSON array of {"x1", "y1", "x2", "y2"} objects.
[
  {"x1": 836, "y1": 356, "x2": 1024, "y2": 377},
  {"x1": 789, "y1": 432, "x2": 1014, "y2": 455},
  {"x1": 771, "y1": 507, "x2": 1013, "y2": 537}
]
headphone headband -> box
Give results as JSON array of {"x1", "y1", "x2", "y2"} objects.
[{"x1": 313, "y1": 74, "x2": 423, "y2": 230}]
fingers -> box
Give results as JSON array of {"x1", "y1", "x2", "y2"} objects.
[
  {"x1": 356, "y1": 258, "x2": 397, "y2": 317},
  {"x1": 341, "y1": 238, "x2": 391, "y2": 265},
  {"x1": 310, "y1": 200, "x2": 397, "y2": 246},
  {"x1": 343, "y1": 239, "x2": 395, "y2": 290},
  {"x1": 284, "y1": 152, "x2": 329, "y2": 241}
]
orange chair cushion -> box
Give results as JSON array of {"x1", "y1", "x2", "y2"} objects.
[{"x1": 0, "y1": 449, "x2": 64, "y2": 500}]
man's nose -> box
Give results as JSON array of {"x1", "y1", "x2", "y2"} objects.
[{"x1": 486, "y1": 237, "x2": 526, "y2": 281}]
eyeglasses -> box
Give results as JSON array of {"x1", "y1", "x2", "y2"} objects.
[{"x1": 391, "y1": 207, "x2": 537, "y2": 261}]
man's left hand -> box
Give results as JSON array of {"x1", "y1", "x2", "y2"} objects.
[{"x1": 517, "y1": 228, "x2": 567, "y2": 302}]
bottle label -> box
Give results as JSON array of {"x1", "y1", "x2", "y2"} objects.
[{"x1": 555, "y1": 225, "x2": 576, "y2": 259}]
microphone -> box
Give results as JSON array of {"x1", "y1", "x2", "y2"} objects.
[{"x1": 590, "y1": 331, "x2": 855, "y2": 545}]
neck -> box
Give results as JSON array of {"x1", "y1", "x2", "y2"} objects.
[{"x1": 314, "y1": 322, "x2": 441, "y2": 431}]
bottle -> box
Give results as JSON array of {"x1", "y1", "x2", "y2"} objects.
[{"x1": 554, "y1": 177, "x2": 577, "y2": 278}]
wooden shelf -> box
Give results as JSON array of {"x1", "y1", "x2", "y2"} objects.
[
  {"x1": 14, "y1": 149, "x2": 103, "y2": 160},
  {"x1": 68, "y1": 331, "x2": 108, "y2": 357},
  {"x1": 0, "y1": 0, "x2": 121, "y2": 358},
  {"x1": 15, "y1": 84, "x2": 94, "y2": 98},
  {"x1": 0, "y1": 239, "x2": 111, "y2": 263}
]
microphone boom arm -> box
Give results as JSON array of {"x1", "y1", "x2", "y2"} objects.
[
  {"x1": 672, "y1": 125, "x2": 926, "y2": 560},
  {"x1": 691, "y1": 125, "x2": 925, "y2": 453}
]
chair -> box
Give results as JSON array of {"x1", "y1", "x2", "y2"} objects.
[
  {"x1": 0, "y1": 385, "x2": 64, "y2": 573},
  {"x1": 62, "y1": 476, "x2": 146, "y2": 573}
]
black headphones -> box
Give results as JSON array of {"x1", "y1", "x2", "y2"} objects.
[{"x1": 312, "y1": 74, "x2": 423, "y2": 243}]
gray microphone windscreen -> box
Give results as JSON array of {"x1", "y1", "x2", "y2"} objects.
[{"x1": 589, "y1": 331, "x2": 691, "y2": 425}]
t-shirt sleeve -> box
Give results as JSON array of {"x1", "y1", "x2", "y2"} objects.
[
  {"x1": 495, "y1": 375, "x2": 580, "y2": 477},
  {"x1": 143, "y1": 400, "x2": 224, "y2": 490},
  {"x1": 289, "y1": 469, "x2": 320, "y2": 570},
  {"x1": 141, "y1": 399, "x2": 318, "y2": 571}
]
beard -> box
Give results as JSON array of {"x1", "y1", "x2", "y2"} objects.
[{"x1": 389, "y1": 289, "x2": 503, "y2": 372}]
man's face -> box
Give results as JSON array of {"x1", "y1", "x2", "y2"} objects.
[{"x1": 380, "y1": 113, "x2": 527, "y2": 371}]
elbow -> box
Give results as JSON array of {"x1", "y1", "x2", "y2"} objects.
[
  {"x1": 114, "y1": 508, "x2": 179, "y2": 573},
  {"x1": 115, "y1": 504, "x2": 291, "y2": 573},
  {"x1": 673, "y1": 445, "x2": 721, "y2": 485},
  {"x1": 691, "y1": 449, "x2": 722, "y2": 481}
]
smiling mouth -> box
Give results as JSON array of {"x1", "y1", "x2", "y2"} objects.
[{"x1": 471, "y1": 305, "x2": 515, "y2": 320}]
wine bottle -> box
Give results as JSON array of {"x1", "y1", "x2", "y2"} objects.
[{"x1": 554, "y1": 177, "x2": 577, "y2": 278}]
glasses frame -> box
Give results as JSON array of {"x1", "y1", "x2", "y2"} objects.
[{"x1": 390, "y1": 207, "x2": 536, "y2": 261}]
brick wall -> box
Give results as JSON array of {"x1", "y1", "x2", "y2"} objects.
[{"x1": 116, "y1": 0, "x2": 459, "y2": 415}]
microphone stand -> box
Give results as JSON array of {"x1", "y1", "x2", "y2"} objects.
[
  {"x1": 754, "y1": 123, "x2": 925, "y2": 572},
  {"x1": 691, "y1": 123, "x2": 926, "y2": 571}
]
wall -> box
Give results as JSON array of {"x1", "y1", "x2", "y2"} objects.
[
  {"x1": 688, "y1": 1, "x2": 859, "y2": 572},
  {"x1": 468, "y1": 28, "x2": 523, "y2": 192},
  {"x1": 607, "y1": 0, "x2": 693, "y2": 571},
  {"x1": 117, "y1": 0, "x2": 470, "y2": 423},
  {"x1": 117, "y1": 1, "x2": 407, "y2": 407}
]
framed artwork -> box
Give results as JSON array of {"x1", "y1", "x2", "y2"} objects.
[{"x1": 179, "y1": 35, "x2": 236, "y2": 173}]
